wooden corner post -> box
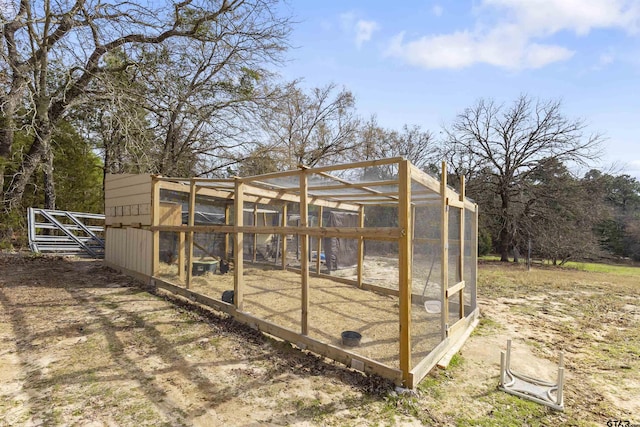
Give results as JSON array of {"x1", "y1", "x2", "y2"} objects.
[
  {"x1": 357, "y1": 205, "x2": 365, "y2": 288},
  {"x1": 300, "y1": 170, "x2": 310, "y2": 335},
  {"x1": 398, "y1": 159, "x2": 412, "y2": 385},
  {"x1": 151, "y1": 176, "x2": 160, "y2": 276},
  {"x1": 459, "y1": 175, "x2": 465, "y2": 319},
  {"x1": 441, "y1": 161, "x2": 449, "y2": 339},
  {"x1": 234, "y1": 178, "x2": 245, "y2": 310}
]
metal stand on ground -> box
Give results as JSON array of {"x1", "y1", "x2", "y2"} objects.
[{"x1": 499, "y1": 339, "x2": 565, "y2": 411}]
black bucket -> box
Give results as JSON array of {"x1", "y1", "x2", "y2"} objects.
[
  {"x1": 341, "y1": 330, "x2": 362, "y2": 347},
  {"x1": 221, "y1": 290, "x2": 234, "y2": 304}
]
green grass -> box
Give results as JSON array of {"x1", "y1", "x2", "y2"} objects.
[
  {"x1": 559, "y1": 261, "x2": 640, "y2": 276},
  {"x1": 480, "y1": 255, "x2": 640, "y2": 276},
  {"x1": 455, "y1": 391, "x2": 556, "y2": 427}
]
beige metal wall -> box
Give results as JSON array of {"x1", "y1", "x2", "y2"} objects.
[{"x1": 105, "y1": 227, "x2": 152, "y2": 276}]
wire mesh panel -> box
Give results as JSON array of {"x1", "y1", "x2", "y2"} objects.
[
  {"x1": 464, "y1": 207, "x2": 477, "y2": 315},
  {"x1": 411, "y1": 200, "x2": 444, "y2": 368},
  {"x1": 308, "y1": 274, "x2": 400, "y2": 369},
  {"x1": 447, "y1": 206, "x2": 463, "y2": 326}
]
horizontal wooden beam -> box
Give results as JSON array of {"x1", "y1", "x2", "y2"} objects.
[
  {"x1": 446, "y1": 280, "x2": 465, "y2": 298},
  {"x1": 437, "y1": 313, "x2": 479, "y2": 369},
  {"x1": 159, "y1": 179, "x2": 361, "y2": 211},
  {"x1": 409, "y1": 337, "x2": 450, "y2": 388},
  {"x1": 409, "y1": 164, "x2": 441, "y2": 193},
  {"x1": 151, "y1": 225, "x2": 402, "y2": 241},
  {"x1": 242, "y1": 182, "x2": 360, "y2": 211},
  {"x1": 447, "y1": 316, "x2": 468, "y2": 337},
  {"x1": 307, "y1": 179, "x2": 399, "y2": 191}
]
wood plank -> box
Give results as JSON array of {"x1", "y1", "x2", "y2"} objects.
[
  {"x1": 159, "y1": 202, "x2": 182, "y2": 226},
  {"x1": 242, "y1": 181, "x2": 360, "y2": 212},
  {"x1": 300, "y1": 171, "x2": 309, "y2": 335},
  {"x1": 152, "y1": 178, "x2": 160, "y2": 276},
  {"x1": 357, "y1": 205, "x2": 365, "y2": 288},
  {"x1": 187, "y1": 179, "x2": 196, "y2": 290},
  {"x1": 306, "y1": 191, "x2": 399, "y2": 199},
  {"x1": 105, "y1": 214, "x2": 151, "y2": 227},
  {"x1": 304, "y1": 157, "x2": 404, "y2": 175},
  {"x1": 253, "y1": 204, "x2": 258, "y2": 263},
  {"x1": 307, "y1": 179, "x2": 399, "y2": 191},
  {"x1": 446, "y1": 280, "x2": 466, "y2": 298},
  {"x1": 409, "y1": 164, "x2": 441, "y2": 193},
  {"x1": 409, "y1": 337, "x2": 450, "y2": 388},
  {"x1": 104, "y1": 182, "x2": 152, "y2": 199},
  {"x1": 234, "y1": 179, "x2": 245, "y2": 310},
  {"x1": 316, "y1": 206, "x2": 323, "y2": 274},
  {"x1": 437, "y1": 313, "x2": 479, "y2": 369},
  {"x1": 281, "y1": 204, "x2": 288, "y2": 270},
  {"x1": 398, "y1": 159, "x2": 412, "y2": 385},
  {"x1": 447, "y1": 316, "x2": 467, "y2": 338},
  {"x1": 178, "y1": 232, "x2": 185, "y2": 281},
  {"x1": 150, "y1": 225, "x2": 401, "y2": 241},
  {"x1": 440, "y1": 161, "x2": 449, "y2": 340},
  {"x1": 238, "y1": 157, "x2": 402, "y2": 182},
  {"x1": 105, "y1": 173, "x2": 152, "y2": 191},
  {"x1": 472, "y1": 207, "x2": 478, "y2": 310},
  {"x1": 224, "y1": 204, "x2": 231, "y2": 259},
  {"x1": 459, "y1": 175, "x2": 466, "y2": 320},
  {"x1": 105, "y1": 194, "x2": 153, "y2": 208}
]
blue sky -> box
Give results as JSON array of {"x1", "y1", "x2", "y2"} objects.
[{"x1": 278, "y1": 0, "x2": 640, "y2": 179}]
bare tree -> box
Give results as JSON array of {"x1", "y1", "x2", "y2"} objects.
[
  {"x1": 347, "y1": 115, "x2": 438, "y2": 180},
  {"x1": 444, "y1": 95, "x2": 602, "y2": 261},
  {"x1": 259, "y1": 82, "x2": 360, "y2": 169},
  {"x1": 0, "y1": 0, "x2": 290, "y2": 214}
]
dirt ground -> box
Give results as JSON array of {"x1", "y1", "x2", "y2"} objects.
[
  {"x1": 157, "y1": 259, "x2": 449, "y2": 370},
  {"x1": 0, "y1": 253, "x2": 638, "y2": 426}
]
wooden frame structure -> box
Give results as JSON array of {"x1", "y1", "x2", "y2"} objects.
[{"x1": 103, "y1": 157, "x2": 479, "y2": 388}]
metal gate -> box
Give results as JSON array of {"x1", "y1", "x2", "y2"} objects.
[{"x1": 27, "y1": 207, "x2": 105, "y2": 258}]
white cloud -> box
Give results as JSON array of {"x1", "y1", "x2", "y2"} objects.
[
  {"x1": 386, "y1": 0, "x2": 640, "y2": 70},
  {"x1": 340, "y1": 12, "x2": 380, "y2": 48},
  {"x1": 484, "y1": 0, "x2": 640, "y2": 35},
  {"x1": 355, "y1": 20, "x2": 380, "y2": 48},
  {"x1": 432, "y1": 5, "x2": 443, "y2": 17}
]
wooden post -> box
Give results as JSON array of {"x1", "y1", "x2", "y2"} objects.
[
  {"x1": 398, "y1": 159, "x2": 412, "y2": 385},
  {"x1": 234, "y1": 179, "x2": 245, "y2": 310},
  {"x1": 186, "y1": 179, "x2": 196, "y2": 289},
  {"x1": 224, "y1": 204, "x2": 230, "y2": 259},
  {"x1": 300, "y1": 170, "x2": 309, "y2": 335},
  {"x1": 178, "y1": 232, "x2": 185, "y2": 282},
  {"x1": 357, "y1": 205, "x2": 365, "y2": 288},
  {"x1": 458, "y1": 175, "x2": 465, "y2": 319},
  {"x1": 316, "y1": 206, "x2": 323, "y2": 273},
  {"x1": 281, "y1": 204, "x2": 288, "y2": 270},
  {"x1": 472, "y1": 205, "x2": 479, "y2": 310},
  {"x1": 440, "y1": 161, "x2": 449, "y2": 339},
  {"x1": 253, "y1": 204, "x2": 258, "y2": 262},
  {"x1": 151, "y1": 177, "x2": 160, "y2": 276}
]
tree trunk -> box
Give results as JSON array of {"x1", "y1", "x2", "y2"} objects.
[
  {"x1": 499, "y1": 190, "x2": 511, "y2": 261},
  {"x1": 42, "y1": 143, "x2": 56, "y2": 210},
  {"x1": 4, "y1": 135, "x2": 47, "y2": 211}
]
